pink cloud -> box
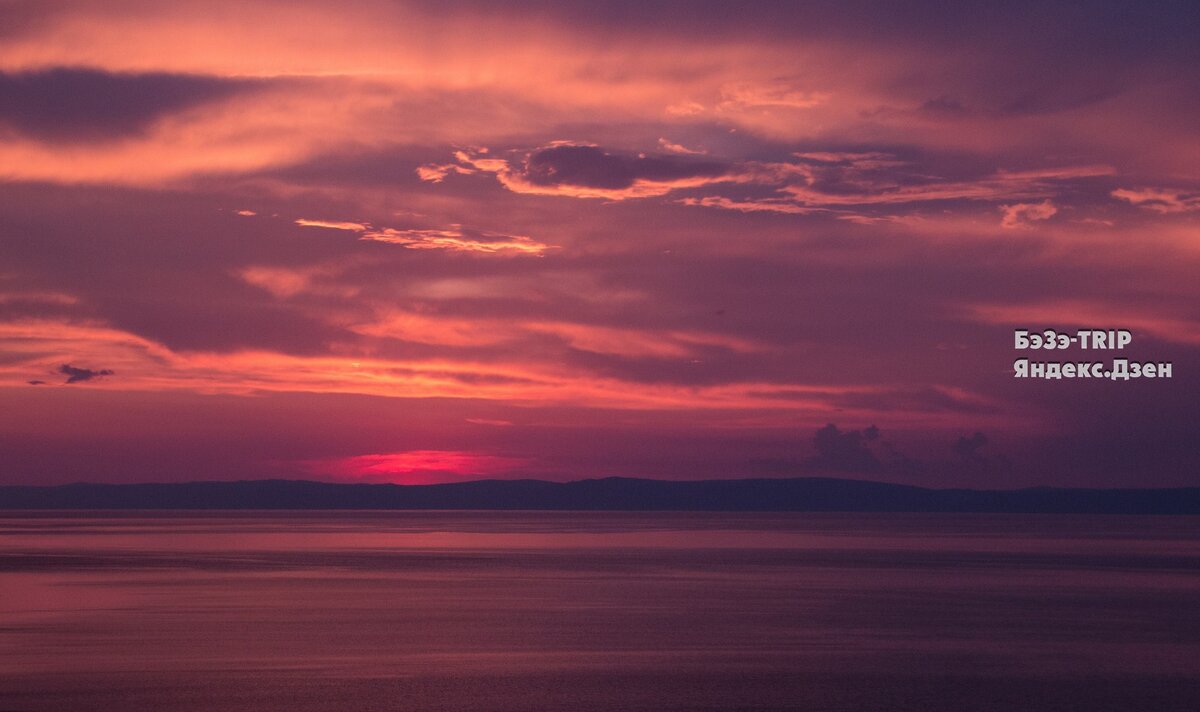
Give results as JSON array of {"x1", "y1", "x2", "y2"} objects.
[
  {"x1": 999, "y1": 199, "x2": 1058, "y2": 228},
  {"x1": 1111, "y1": 187, "x2": 1200, "y2": 213},
  {"x1": 657, "y1": 138, "x2": 706, "y2": 155}
]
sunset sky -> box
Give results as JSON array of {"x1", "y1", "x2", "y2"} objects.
[{"x1": 1, "y1": 1, "x2": 1198, "y2": 487}]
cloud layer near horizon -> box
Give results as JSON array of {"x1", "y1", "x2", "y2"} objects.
[{"x1": 1, "y1": 0, "x2": 1198, "y2": 487}]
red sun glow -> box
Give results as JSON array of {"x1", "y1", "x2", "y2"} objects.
[{"x1": 304, "y1": 450, "x2": 532, "y2": 484}]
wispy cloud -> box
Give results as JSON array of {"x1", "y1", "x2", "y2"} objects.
[
  {"x1": 782, "y1": 166, "x2": 1114, "y2": 207},
  {"x1": 1111, "y1": 187, "x2": 1200, "y2": 213},
  {"x1": 294, "y1": 218, "x2": 370, "y2": 231},
  {"x1": 717, "y1": 82, "x2": 829, "y2": 111},
  {"x1": 426, "y1": 143, "x2": 1117, "y2": 225},
  {"x1": 361, "y1": 226, "x2": 553, "y2": 254},
  {"x1": 291, "y1": 216, "x2": 552, "y2": 254},
  {"x1": 678, "y1": 196, "x2": 825, "y2": 215}
]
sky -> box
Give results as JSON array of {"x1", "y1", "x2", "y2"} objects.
[{"x1": 1, "y1": 0, "x2": 1198, "y2": 488}]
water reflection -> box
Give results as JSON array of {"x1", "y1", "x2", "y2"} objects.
[{"x1": 2, "y1": 512, "x2": 1199, "y2": 711}]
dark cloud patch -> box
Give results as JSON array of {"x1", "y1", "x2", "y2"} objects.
[
  {"x1": 799, "y1": 424, "x2": 1013, "y2": 483},
  {"x1": 950, "y1": 431, "x2": 1012, "y2": 478},
  {"x1": 954, "y1": 431, "x2": 989, "y2": 461},
  {"x1": 59, "y1": 363, "x2": 114, "y2": 384},
  {"x1": 521, "y1": 145, "x2": 727, "y2": 190},
  {"x1": 0, "y1": 68, "x2": 263, "y2": 142},
  {"x1": 750, "y1": 424, "x2": 922, "y2": 479},
  {"x1": 919, "y1": 84, "x2": 1121, "y2": 120},
  {"x1": 982, "y1": 341, "x2": 1200, "y2": 487},
  {"x1": 807, "y1": 423, "x2": 885, "y2": 473},
  {"x1": 27, "y1": 380, "x2": 46, "y2": 385},
  {"x1": 750, "y1": 424, "x2": 1015, "y2": 484}
]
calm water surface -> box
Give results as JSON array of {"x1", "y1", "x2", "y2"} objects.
[{"x1": 2, "y1": 511, "x2": 1199, "y2": 711}]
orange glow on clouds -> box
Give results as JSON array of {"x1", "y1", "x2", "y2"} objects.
[
  {"x1": 0, "y1": 316, "x2": 1011, "y2": 430},
  {"x1": 292, "y1": 216, "x2": 553, "y2": 254},
  {"x1": 4, "y1": 2, "x2": 1200, "y2": 487},
  {"x1": 360, "y1": 227, "x2": 552, "y2": 254}
]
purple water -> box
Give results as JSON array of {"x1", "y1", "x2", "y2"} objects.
[{"x1": 2, "y1": 511, "x2": 1199, "y2": 711}]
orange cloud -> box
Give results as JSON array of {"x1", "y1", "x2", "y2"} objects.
[
  {"x1": 350, "y1": 310, "x2": 518, "y2": 347},
  {"x1": 361, "y1": 227, "x2": 553, "y2": 254},
  {"x1": 717, "y1": 82, "x2": 830, "y2": 110},
  {"x1": 0, "y1": 315, "x2": 985, "y2": 424},
  {"x1": 290, "y1": 215, "x2": 552, "y2": 254},
  {"x1": 294, "y1": 218, "x2": 369, "y2": 231}
]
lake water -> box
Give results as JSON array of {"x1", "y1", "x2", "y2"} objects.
[{"x1": 2, "y1": 511, "x2": 1199, "y2": 711}]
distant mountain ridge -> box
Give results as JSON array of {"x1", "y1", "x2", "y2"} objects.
[{"x1": 2, "y1": 477, "x2": 1199, "y2": 513}]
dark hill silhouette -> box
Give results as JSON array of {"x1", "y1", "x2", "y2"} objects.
[{"x1": 1, "y1": 477, "x2": 1199, "y2": 513}]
